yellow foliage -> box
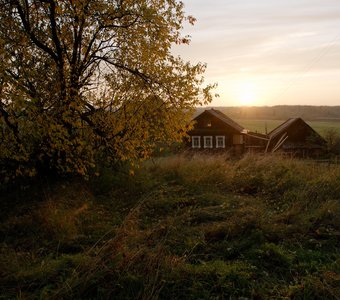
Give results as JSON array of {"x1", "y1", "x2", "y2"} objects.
[{"x1": 0, "y1": 0, "x2": 215, "y2": 181}]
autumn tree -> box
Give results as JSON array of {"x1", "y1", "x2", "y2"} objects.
[{"x1": 0, "y1": 0, "x2": 213, "y2": 181}]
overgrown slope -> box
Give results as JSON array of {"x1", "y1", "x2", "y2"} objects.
[{"x1": 1, "y1": 154, "x2": 339, "y2": 299}]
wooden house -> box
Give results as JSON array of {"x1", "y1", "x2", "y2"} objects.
[
  {"x1": 266, "y1": 118, "x2": 326, "y2": 157},
  {"x1": 187, "y1": 109, "x2": 246, "y2": 154},
  {"x1": 188, "y1": 109, "x2": 326, "y2": 158}
]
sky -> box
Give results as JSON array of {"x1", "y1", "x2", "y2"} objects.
[{"x1": 173, "y1": 0, "x2": 340, "y2": 107}]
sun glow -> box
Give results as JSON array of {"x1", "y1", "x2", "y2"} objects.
[{"x1": 237, "y1": 82, "x2": 258, "y2": 106}]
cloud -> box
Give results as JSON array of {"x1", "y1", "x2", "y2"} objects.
[{"x1": 176, "y1": 0, "x2": 340, "y2": 105}]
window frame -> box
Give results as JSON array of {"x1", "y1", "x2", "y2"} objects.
[
  {"x1": 216, "y1": 136, "x2": 225, "y2": 148},
  {"x1": 203, "y1": 136, "x2": 213, "y2": 148},
  {"x1": 192, "y1": 136, "x2": 201, "y2": 148}
]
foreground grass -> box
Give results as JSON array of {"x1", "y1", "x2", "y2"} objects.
[{"x1": 1, "y1": 154, "x2": 339, "y2": 299}]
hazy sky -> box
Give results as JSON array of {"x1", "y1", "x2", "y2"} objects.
[{"x1": 173, "y1": 0, "x2": 340, "y2": 107}]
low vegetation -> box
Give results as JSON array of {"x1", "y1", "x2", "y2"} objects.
[{"x1": 1, "y1": 154, "x2": 339, "y2": 299}]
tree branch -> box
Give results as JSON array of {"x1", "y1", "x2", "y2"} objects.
[
  {"x1": 12, "y1": 0, "x2": 59, "y2": 63},
  {"x1": 48, "y1": 0, "x2": 63, "y2": 65},
  {"x1": 0, "y1": 103, "x2": 20, "y2": 141},
  {"x1": 96, "y1": 56, "x2": 151, "y2": 83}
]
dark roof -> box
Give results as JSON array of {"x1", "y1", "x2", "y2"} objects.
[
  {"x1": 268, "y1": 118, "x2": 300, "y2": 139},
  {"x1": 268, "y1": 117, "x2": 326, "y2": 144},
  {"x1": 195, "y1": 109, "x2": 244, "y2": 132}
]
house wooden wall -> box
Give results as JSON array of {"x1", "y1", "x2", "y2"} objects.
[{"x1": 187, "y1": 110, "x2": 244, "y2": 152}]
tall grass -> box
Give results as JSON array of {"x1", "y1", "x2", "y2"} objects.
[{"x1": 1, "y1": 153, "x2": 339, "y2": 299}]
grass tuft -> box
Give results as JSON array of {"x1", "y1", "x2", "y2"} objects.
[{"x1": 1, "y1": 153, "x2": 339, "y2": 299}]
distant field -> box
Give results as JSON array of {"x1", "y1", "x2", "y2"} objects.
[
  {"x1": 235, "y1": 119, "x2": 340, "y2": 136},
  {"x1": 307, "y1": 121, "x2": 340, "y2": 136},
  {"x1": 235, "y1": 119, "x2": 282, "y2": 134}
]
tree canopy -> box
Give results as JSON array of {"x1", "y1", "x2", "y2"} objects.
[{"x1": 0, "y1": 0, "x2": 214, "y2": 181}]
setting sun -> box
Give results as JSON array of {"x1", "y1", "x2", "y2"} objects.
[{"x1": 236, "y1": 82, "x2": 258, "y2": 106}]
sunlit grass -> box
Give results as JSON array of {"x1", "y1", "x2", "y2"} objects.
[{"x1": 1, "y1": 154, "x2": 339, "y2": 299}]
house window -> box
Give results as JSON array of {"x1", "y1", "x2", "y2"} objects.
[
  {"x1": 204, "y1": 136, "x2": 213, "y2": 148},
  {"x1": 206, "y1": 121, "x2": 212, "y2": 127},
  {"x1": 216, "y1": 136, "x2": 225, "y2": 148},
  {"x1": 192, "y1": 136, "x2": 201, "y2": 148}
]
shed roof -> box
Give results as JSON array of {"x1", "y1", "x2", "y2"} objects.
[
  {"x1": 195, "y1": 109, "x2": 244, "y2": 132},
  {"x1": 268, "y1": 117, "x2": 326, "y2": 143},
  {"x1": 246, "y1": 131, "x2": 269, "y2": 140},
  {"x1": 268, "y1": 118, "x2": 300, "y2": 139}
]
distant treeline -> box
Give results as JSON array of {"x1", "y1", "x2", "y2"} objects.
[{"x1": 196, "y1": 106, "x2": 340, "y2": 121}]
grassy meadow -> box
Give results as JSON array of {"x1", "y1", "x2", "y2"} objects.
[
  {"x1": 1, "y1": 154, "x2": 340, "y2": 299},
  {"x1": 235, "y1": 119, "x2": 340, "y2": 136}
]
